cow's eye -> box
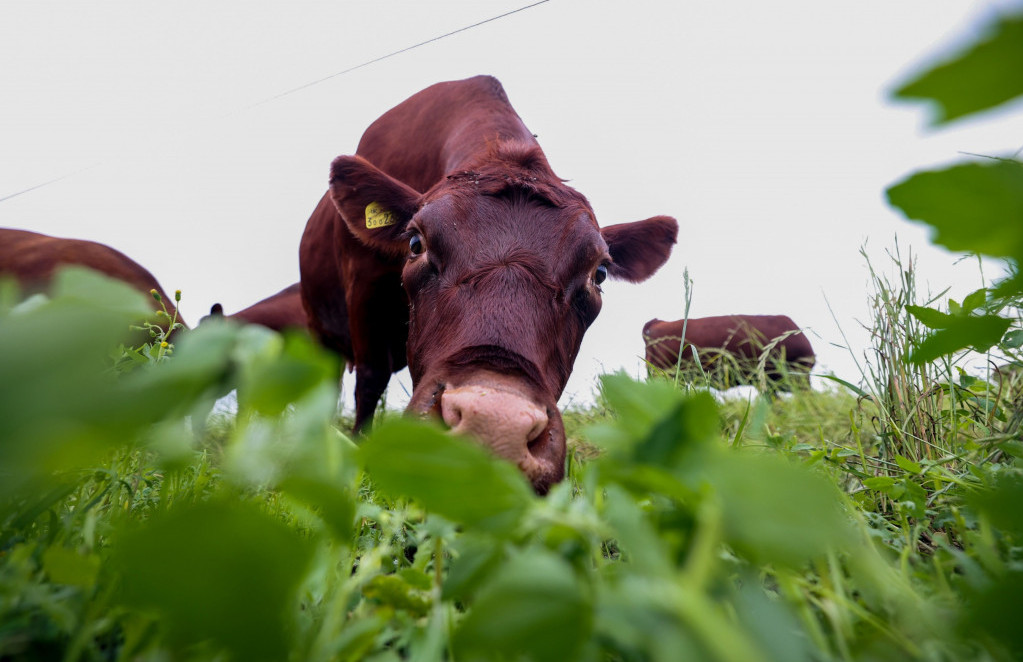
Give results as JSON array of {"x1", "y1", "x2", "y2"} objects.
[
  {"x1": 593, "y1": 264, "x2": 608, "y2": 285},
  {"x1": 409, "y1": 234, "x2": 424, "y2": 256}
]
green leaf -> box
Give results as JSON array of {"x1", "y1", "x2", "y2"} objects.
[
  {"x1": 887, "y1": 161, "x2": 1023, "y2": 261},
  {"x1": 962, "y1": 288, "x2": 989, "y2": 314},
  {"x1": 443, "y1": 535, "x2": 505, "y2": 602},
  {"x1": 863, "y1": 476, "x2": 897, "y2": 492},
  {"x1": 961, "y1": 570, "x2": 1023, "y2": 657},
  {"x1": 360, "y1": 418, "x2": 534, "y2": 533},
  {"x1": 894, "y1": 455, "x2": 923, "y2": 475},
  {"x1": 278, "y1": 475, "x2": 355, "y2": 542},
  {"x1": 41, "y1": 546, "x2": 100, "y2": 588},
  {"x1": 967, "y1": 473, "x2": 1023, "y2": 538},
  {"x1": 112, "y1": 500, "x2": 314, "y2": 661},
  {"x1": 905, "y1": 305, "x2": 956, "y2": 330},
  {"x1": 633, "y1": 392, "x2": 718, "y2": 468},
  {"x1": 598, "y1": 372, "x2": 688, "y2": 442},
  {"x1": 892, "y1": 14, "x2": 1023, "y2": 125},
  {"x1": 910, "y1": 315, "x2": 1014, "y2": 363},
  {"x1": 453, "y1": 549, "x2": 592, "y2": 662},
  {"x1": 1002, "y1": 329, "x2": 1023, "y2": 349},
  {"x1": 692, "y1": 450, "x2": 854, "y2": 568},
  {"x1": 362, "y1": 574, "x2": 432, "y2": 618}
]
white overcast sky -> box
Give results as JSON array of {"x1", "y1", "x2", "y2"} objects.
[{"x1": 2, "y1": 1, "x2": 1022, "y2": 410}]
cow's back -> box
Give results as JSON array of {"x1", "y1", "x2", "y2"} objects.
[
  {"x1": 232, "y1": 283, "x2": 308, "y2": 332},
  {"x1": 0, "y1": 228, "x2": 181, "y2": 324},
  {"x1": 356, "y1": 75, "x2": 537, "y2": 191}
]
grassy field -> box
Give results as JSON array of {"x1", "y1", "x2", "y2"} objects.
[{"x1": 0, "y1": 250, "x2": 1021, "y2": 661}]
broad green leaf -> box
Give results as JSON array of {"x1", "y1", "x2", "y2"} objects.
[
  {"x1": 967, "y1": 473, "x2": 1023, "y2": 538},
  {"x1": 690, "y1": 450, "x2": 853, "y2": 568},
  {"x1": 887, "y1": 161, "x2": 1023, "y2": 260},
  {"x1": 41, "y1": 546, "x2": 100, "y2": 588},
  {"x1": 360, "y1": 418, "x2": 534, "y2": 533},
  {"x1": 453, "y1": 549, "x2": 592, "y2": 662},
  {"x1": 961, "y1": 569, "x2": 1023, "y2": 654},
  {"x1": 442, "y1": 535, "x2": 505, "y2": 601},
  {"x1": 236, "y1": 329, "x2": 339, "y2": 416},
  {"x1": 962, "y1": 288, "x2": 989, "y2": 314},
  {"x1": 1002, "y1": 329, "x2": 1023, "y2": 349},
  {"x1": 910, "y1": 315, "x2": 1013, "y2": 363},
  {"x1": 0, "y1": 267, "x2": 172, "y2": 506},
  {"x1": 905, "y1": 305, "x2": 956, "y2": 330},
  {"x1": 895, "y1": 455, "x2": 923, "y2": 475},
  {"x1": 892, "y1": 14, "x2": 1023, "y2": 124},
  {"x1": 112, "y1": 500, "x2": 313, "y2": 661},
  {"x1": 633, "y1": 392, "x2": 718, "y2": 468},
  {"x1": 278, "y1": 475, "x2": 355, "y2": 542},
  {"x1": 601, "y1": 485, "x2": 675, "y2": 578},
  {"x1": 863, "y1": 476, "x2": 897, "y2": 492},
  {"x1": 598, "y1": 372, "x2": 687, "y2": 441}
]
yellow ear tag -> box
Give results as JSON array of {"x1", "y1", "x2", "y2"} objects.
[{"x1": 365, "y1": 201, "x2": 398, "y2": 229}]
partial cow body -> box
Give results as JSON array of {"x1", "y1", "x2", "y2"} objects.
[
  {"x1": 204, "y1": 283, "x2": 309, "y2": 333},
  {"x1": 644, "y1": 315, "x2": 815, "y2": 390},
  {"x1": 300, "y1": 76, "x2": 678, "y2": 492},
  {"x1": 0, "y1": 228, "x2": 184, "y2": 334}
]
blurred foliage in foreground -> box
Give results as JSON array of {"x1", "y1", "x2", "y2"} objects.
[{"x1": 0, "y1": 264, "x2": 1022, "y2": 661}]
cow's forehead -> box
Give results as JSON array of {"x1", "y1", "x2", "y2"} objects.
[{"x1": 416, "y1": 187, "x2": 602, "y2": 256}]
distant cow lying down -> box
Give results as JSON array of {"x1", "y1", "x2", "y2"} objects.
[
  {"x1": 203, "y1": 283, "x2": 308, "y2": 333},
  {"x1": 300, "y1": 75, "x2": 678, "y2": 493},
  {"x1": 0, "y1": 227, "x2": 184, "y2": 338},
  {"x1": 643, "y1": 315, "x2": 815, "y2": 390}
]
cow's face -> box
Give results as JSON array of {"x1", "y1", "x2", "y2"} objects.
[{"x1": 329, "y1": 148, "x2": 677, "y2": 493}]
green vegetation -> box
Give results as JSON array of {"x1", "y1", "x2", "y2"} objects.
[{"x1": 3, "y1": 7, "x2": 1023, "y2": 662}]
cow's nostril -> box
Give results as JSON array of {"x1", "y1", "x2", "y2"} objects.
[
  {"x1": 439, "y1": 385, "x2": 547, "y2": 464},
  {"x1": 440, "y1": 393, "x2": 463, "y2": 430}
]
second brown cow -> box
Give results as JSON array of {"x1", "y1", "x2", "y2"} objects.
[
  {"x1": 204, "y1": 283, "x2": 309, "y2": 333},
  {"x1": 643, "y1": 315, "x2": 815, "y2": 391},
  {"x1": 300, "y1": 75, "x2": 678, "y2": 492}
]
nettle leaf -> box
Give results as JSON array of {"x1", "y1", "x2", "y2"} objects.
[
  {"x1": 360, "y1": 418, "x2": 534, "y2": 533},
  {"x1": 892, "y1": 13, "x2": 1023, "y2": 125},
  {"x1": 887, "y1": 161, "x2": 1023, "y2": 261},
  {"x1": 692, "y1": 450, "x2": 854, "y2": 568},
  {"x1": 905, "y1": 305, "x2": 956, "y2": 330},
  {"x1": 453, "y1": 549, "x2": 592, "y2": 662},
  {"x1": 910, "y1": 315, "x2": 1013, "y2": 363},
  {"x1": 112, "y1": 500, "x2": 314, "y2": 661}
]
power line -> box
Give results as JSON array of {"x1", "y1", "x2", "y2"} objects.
[
  {"x1": 238, "y1": 0, "x2": 551, "y2": 112},
  {"x1": 0, "y1": 165, "x2": 99, "y2": 204},
  {"x1": 0, "y1": 0, "x2": 552, "y2": 204}
]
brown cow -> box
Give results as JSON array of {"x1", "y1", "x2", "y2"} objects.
[
  {"x1": 300, "y1": 75, "x2": 678, "y2": 492},
  {"x1": 0, "y1": 227, "x2": 184, "y2": 335},
  {"x1": 203, "y1": 283, "x2": 309, "y2": 333},
  {"x1": 643, "y1": 315, "x2": 815, "y2": 390}
]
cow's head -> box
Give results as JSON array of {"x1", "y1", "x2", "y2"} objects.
[{"x1": 329, "y1": 142, "x2": 677, "y2": 493}]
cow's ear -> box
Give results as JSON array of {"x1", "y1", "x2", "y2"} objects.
[
  {"x1": 601, "y1": 215, "x2": 678, "y2": 283},
  {"x1": 329, "y1": 155, "x2": 421, "y2": 257}
]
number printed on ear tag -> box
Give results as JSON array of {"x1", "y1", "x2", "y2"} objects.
[{"x1": 365, "y1": 202, "x2": 397, "y2": 229}]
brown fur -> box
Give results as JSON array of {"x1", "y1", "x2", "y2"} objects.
[
  {"x1": 204, "y1": 283, "x2": 308, "y2": 333},
  {"x1": 300, "y1": 76, "x2": 678, "y2": 492},
  {"x1": 0, "y1": 227, "x2": 184, "y2": 336},
  {"x1": 643, "y1": 315, "x2": 815, "y2": 390}
]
